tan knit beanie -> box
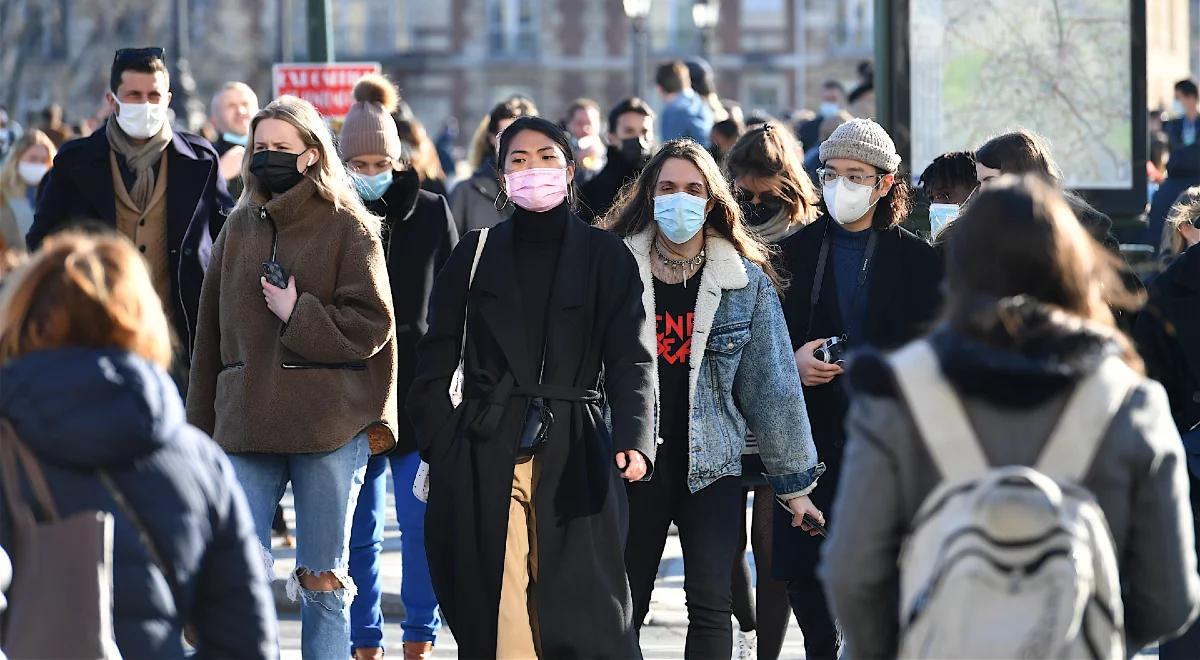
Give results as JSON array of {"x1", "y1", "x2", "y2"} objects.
[
  {"x1": 338, "y1": 74, "x2": 403, "y2": 162},
  {"x1": 818, "y1": 118, "x2": 901, "y2": 172}
]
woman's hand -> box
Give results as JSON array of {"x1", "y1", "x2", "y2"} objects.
[
  {"x1": 262, "y1": 275, "x2": 298, "y2": 323},
  {"x1": 795, "y1": 337, "x2": 844, "y2": 386},
  {"x1": 615, "y1": 450, "x2": 648, "y2": 482},
  {"x1": 787, "y1": 495, "x2": 825, "y2": 537}
]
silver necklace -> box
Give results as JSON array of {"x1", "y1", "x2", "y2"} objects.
[{"x1": 654, "y1": 238, "x2": 705, "y2": 287}]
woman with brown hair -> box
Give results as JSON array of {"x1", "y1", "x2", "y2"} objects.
[
  {"x1": 722, "y1": 120, "x2": 821, "y2": 659},
  {"x1": 975, "y1": 128, "x2": 1116, "y2": 247},
  {"x1": 604, "y1": 139, "x2": 824, "y2": 659},
  {"x1": 725, "y1": 122, "x2": 820, "y2": 245},
  {"x1": 449, "y1": 96, "x2": 538, "y2": 235},
  {"x1": 395, "y1": 116, "x2": 448, "y2": 197},
  {"x1": 187, "y1": 95, "x2": 397, "y2": 657},
  {"x1": 824, "y1": 175, "x2": 1200, "y2": 658},
  {"x1": 0, "y1": 232, "x2": 275, "y2": 657}
]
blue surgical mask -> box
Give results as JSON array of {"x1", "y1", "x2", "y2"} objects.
[
  {"x1": 819, "y1": 101, "x2": 841, "y2": 117},
  {"x1": 222, "y1": 131, "x2": 248, "y2": 147},
  {"x1": 654, "y1": 192, "x2": 708, "y2": 244},
  {"x1": 927, "y1": 203, "x2": 959, "y2": 238},
  {"x1": 355, "y1": 170, "x2": 394, "y2": 201},
  {"x1": 1174, "y1": 100, "x2": 1186, "y2": 117}
]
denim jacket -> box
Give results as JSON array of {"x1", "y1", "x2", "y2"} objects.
[{"x1": 625, "y1": 229, "x2": 825, "y2": 497}]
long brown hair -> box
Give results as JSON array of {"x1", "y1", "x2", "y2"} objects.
[
  {"x1": 0, "y1": 232, "x2": 173, "y2": 368},
  {"x1": 395, "y1": 116, "x2": 446, "y2": 183},
  {"x1": 725, "y1": 122, "x2": 820, "y2": 229},
  {"x1": 602, "y1": 139, "x2": 784, "y2": 291},
  {"x1": 975, "y1": 129, "x2": 1063, "y2": 184},
  {"x1": 942, "y1": 175, "x2": 1142, "y2": 371}
]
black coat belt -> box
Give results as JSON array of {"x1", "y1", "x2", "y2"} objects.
[{"x1": 464, "y1": 370, "x2": 601, "y2": 438}]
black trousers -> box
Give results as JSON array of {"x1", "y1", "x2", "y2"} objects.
[{"x1": 626, "y1": 451, "x2": 744, "y2": 660}]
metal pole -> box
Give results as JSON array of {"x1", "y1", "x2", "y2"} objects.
[
  {"x1": 306, "y1": 0, "x2": 334, "y2": 62},
  {"x1": 632, "y1": 17, "x2": 647, "y2": 98},
  {"x1": 171, "y1": 0, "x2": 200, "y2": 131},
  {"x1": 279, "y1": 0, "x2": 294, "y2": 63}
]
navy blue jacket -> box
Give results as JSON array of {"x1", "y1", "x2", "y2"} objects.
[
  {"x1": 26, "y1": 126, "x2": 233, "y2": 357},
  {"x1": 0, "y1": 349, "x2": 275, "y2": 658}
]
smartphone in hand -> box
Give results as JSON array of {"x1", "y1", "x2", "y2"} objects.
[{"x1": 803, "y1": 513, "x2": 828, "y2": 538}]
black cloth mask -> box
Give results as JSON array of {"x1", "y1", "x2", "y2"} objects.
[
  {"x1": 619, "y1": 137, "x2": 652, "y2": 167},
  {"x1": 250, "y1": 150, "x2": 307, "y2": 194},
  {"x1": 742, "y1": 200, "x2": 783, "y2": 227}
]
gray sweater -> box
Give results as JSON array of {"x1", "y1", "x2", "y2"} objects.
[{"x1": 821, "y1": 329, "x2": 1200, "y2": 659}]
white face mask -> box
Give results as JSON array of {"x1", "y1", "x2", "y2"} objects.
[
  {"x1": 823, "y1": 176, "x2": 880, "y2": 226},
  {"x1": 928, "y1": 203, "x2": 959, "y2": 238},
  {"x1": 17, "y1": 162, "x2": 49, "y2": 187},
  {"x1": 115, "y1": 100, "x2": 168, "y2": 139}
]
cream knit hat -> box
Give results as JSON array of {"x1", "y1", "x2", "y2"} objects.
[{"x1": 818, "y1": 118, "x2": 901, "y2": 172}]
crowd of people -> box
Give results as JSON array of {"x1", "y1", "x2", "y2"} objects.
[{"x1": 2, "y1": 44, "x2": 1200, "y2": 660}]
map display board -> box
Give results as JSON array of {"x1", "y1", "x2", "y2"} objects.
[{"x1": 909, "y1": 0, "x2": 1134, "y2": 191}]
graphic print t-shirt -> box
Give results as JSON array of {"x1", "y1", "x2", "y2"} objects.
[{"x1": 654, "y1": 270, "x2": 703, "y2": 458}]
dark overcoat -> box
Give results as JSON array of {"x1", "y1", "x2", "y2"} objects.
[
  {"x1": 772, "y1": 214, "x2": 944, "y2": 579},
  {"x1": 406, "y1": 213, "x2": 655, "y2": 659}
]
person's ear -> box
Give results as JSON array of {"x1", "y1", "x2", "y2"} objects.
[
  {"x1": 107, "y1": 91, "x2": 120, "y2": 115},
  {"x1": 165, "y1": 91, "x2": 173, "y2": 107},
  {"x1": 878, "y1": 173, "x2": 895, "y2": 196},
  {"x1": 566, "y1": 162, "x2": 576, "y2": 182}
]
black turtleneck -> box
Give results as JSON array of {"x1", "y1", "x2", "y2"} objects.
[{"x1": 512, "y1": 202, "x2": 569, "y2": 361}]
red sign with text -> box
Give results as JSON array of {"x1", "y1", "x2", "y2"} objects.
[{"x1": 272, "y1": 62, "x2": 381, "y2": 118}]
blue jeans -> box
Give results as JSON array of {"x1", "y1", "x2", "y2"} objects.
[
  {"x1": 349, "y1": 451, "x2": 441, "y2": 650},
  {"x1": 228, "y1": 432, "x2": 370, "y2": 659}
]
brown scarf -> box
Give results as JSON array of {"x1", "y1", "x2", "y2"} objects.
[{"x1": 105, "y1": 115, "x2": 172, "y2": 211}]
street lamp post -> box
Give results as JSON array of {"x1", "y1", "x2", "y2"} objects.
[
  {"x1": 170, "y1": 0, "x2": 201, "y2": 131},
  {"x1": 692, "y1": 0, "x2": 719, "y2": 63},
  {"x1": 623, "y1": 0, "x2": 652, "y2": 99}
]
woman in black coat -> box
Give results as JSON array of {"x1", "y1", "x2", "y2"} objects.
[
  {"x1": 773, "y1": 119, "x2": 943, "y2": 660},
  {"x1": 406, "y1": 116, "x2": 655, "y2": 659}
]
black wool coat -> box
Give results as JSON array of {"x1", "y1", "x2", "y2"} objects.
[
  {"x1": 406, "y1": 213, "x2": 655, "y2": 659},
  {"x1": 1136, "y1": 244, "x2": 1200, "y2": 435},
  {"x1": 772, "y1": 214, "x2": 943, "y2": 579},
  {"x1": 369, "y1": 168, "x2": 459, "y2": 456}
]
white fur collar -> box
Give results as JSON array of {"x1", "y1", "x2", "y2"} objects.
[{"x1": 624, "y1": 229, "x2": 749, "y2": 451}]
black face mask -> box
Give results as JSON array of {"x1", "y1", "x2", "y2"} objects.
[
  {"x1": 250, "y1": 150, "x2": 307, "y2": 194},
  {"x1": 742, "y1": 200, "x2": 784, "y2": 227},
  {"x1": 619, "y1": 137, "x2": 652, "y2": 167}
]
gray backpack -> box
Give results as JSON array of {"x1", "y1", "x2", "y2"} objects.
[{"x1": 888, "y1": 340, "x2": 1134, "y2": 659}]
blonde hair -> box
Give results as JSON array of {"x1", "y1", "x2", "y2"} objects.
[
  {"x1": 0, "y1": 232, "x2": 173, "y2": 368},
  {"x1": 1164, "y1": 185, "x2": 1200, "y2": 257},
  {"x1": 237, "y1": 96, "x2": 378, "y2": 228},
  {"x1": 0, "y1": 130, "x2": 56, "y2": 205}
]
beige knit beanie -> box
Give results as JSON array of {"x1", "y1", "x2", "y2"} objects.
[
  {"x1": 818, "y1": 118, "x2": 901, "y2": 172},
  {"x1": 338, "y1": 74, "x2": 403, "y2": 162}
]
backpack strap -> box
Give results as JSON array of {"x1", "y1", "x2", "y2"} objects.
[
  {"x1": 889, "y1": 340, "x2": 990, "y2": 483},
  {"x1": 1035, "y1": 355, "x2": 1137, "y2": 483}
]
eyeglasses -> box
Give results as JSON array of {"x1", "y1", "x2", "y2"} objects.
[
  {"x1": 114, "y1": 47, "x2": 166, "y2": 64},
  {"x1": 816, "y1": 168, "x2": 880, "y2": 186}
]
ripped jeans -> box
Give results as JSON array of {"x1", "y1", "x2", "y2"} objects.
[{"x1": 227, "y1": 432, "x2": 370, "y2": 658}]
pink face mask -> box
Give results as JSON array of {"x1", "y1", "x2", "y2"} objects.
[{"x1": 503, "y1": 167, "x2": 568, "y2": 212}]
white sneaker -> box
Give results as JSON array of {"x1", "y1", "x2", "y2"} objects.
[{"x1": 735, "y1": 629, "x2": 757, "y2": 660}]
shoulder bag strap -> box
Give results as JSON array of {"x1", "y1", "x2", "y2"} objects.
[
  {"x1": 1036, "y1": 355, "x2": 1137, "y2": 483},
  {"x1": 97, "y1": 470, "x2": 184, "y2": 613},
  {"x1": 805, "y1": 226, "x2": 831, "y2": 340},
  {"x1": 889, "y1": 340, "x2": 991, "y2": 483},
  {"x1": 458, "y1": 227, "x2": 490, "y2": 369},
  {"x1": 0, "y1": 418, "x2": 60, "y2": 525}
]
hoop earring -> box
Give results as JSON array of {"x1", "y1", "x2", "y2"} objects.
[{"x1": 494, "y1": 189, "x2": 510, "y2": 211}]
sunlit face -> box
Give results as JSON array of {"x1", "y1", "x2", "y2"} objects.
[
  {"x1": 214, "y1": 86, "x2": 258, "y2": 136},
  {"x1": 19, "y1": 144, "x2": 50, "y2": 166},
  {"x1": 108, "y1": 70, "x2": 171, "y2": 115},
  {"x1": 976, "y1": 163, "x2": 1002, "y2": 185},
  {"x1": 822, "y1": 157, "x2": 894, "y2": 204},
  {"x1": 612, "y1": 111, "x2": 654, "y2": 144},
  {"x1": 253, "y1": 118, "x2": 319, "y2": 174},
  {"x1": 502, "y1": 129, "x2": 575, "y2": 180},
  {"x1": 656, "y1": 157, "x2": 715, "y2": 215},
  {"x1": 567, "y1": 107, "x2": 601, "y2": 140},
  {"x1": 346, "y1": 154, "x2": 395, "y2": 177}
]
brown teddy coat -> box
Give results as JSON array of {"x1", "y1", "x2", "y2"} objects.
[{"x1": 187, "y1": 176, "x2": 397, "y2": 454}]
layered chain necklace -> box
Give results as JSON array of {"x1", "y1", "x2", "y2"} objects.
[{"x1": 654, "y1": 237, "x2": 706, "y2": 287}]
